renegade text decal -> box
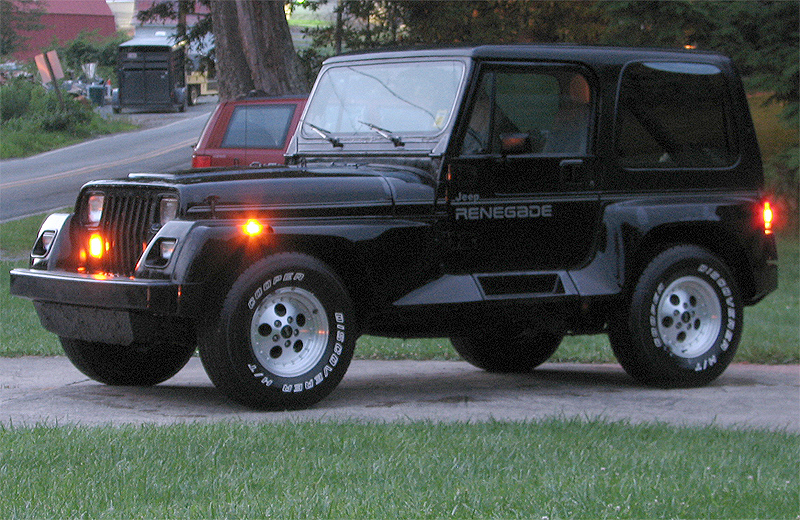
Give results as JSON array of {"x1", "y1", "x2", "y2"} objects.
[{"x1": 453, "y1": 194, "x2": 553, "y2": 221}]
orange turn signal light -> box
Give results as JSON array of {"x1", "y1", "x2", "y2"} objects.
[
  {"x1": 89, "y1": 233, "x2": 105, "y2": 259},
  {"x1": 243, "y1": 219, "x2": 263, "y2": 237}
]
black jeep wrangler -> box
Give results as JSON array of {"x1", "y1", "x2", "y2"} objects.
[{"x1": 10, "y1": 45, "x2": 778, "y2": 410}]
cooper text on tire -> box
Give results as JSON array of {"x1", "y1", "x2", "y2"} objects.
[{"x1": 199, "y1": 254, "x2": 356, "y2": 410}]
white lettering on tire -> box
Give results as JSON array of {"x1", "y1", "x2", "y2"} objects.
[
  {"x1": 248, "y1": 273, "x2": 346, "y2": 392},
  {"x1": 648, "y1": 264, "x2": 737, "y2": 369}
]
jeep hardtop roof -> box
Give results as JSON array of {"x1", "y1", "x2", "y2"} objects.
[{"x1": 322, "y1": 44, "x2": 731, "y2": 68}]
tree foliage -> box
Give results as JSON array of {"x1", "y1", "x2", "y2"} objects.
[
  {"x1": 47, "y1": 31, "x2": 130, "y2": 81},
  {"x1": 300, "y1": 1, "x2": 606, "y2": 64},
  {"x1": 706, "y1": 1, "x2": 798, "y2": 125},
  {"x1": 599, "y1": 1, "x2": 715, "y2": 48}
]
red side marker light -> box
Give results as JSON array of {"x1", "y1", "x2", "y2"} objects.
[
  {"x1": 192, "y1": 155, "x2": 212, "y2": 168},
  {"x1": 763, "y1": 202, "x2": 774, "y2": 235}
]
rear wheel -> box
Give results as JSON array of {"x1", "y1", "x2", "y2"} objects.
[
  {"x1": 609, "y1": 245, "x2": 742, "y2": 387},
  {"x1": 60, "y1": 338, "x2": 196, "y2": 386},
  {"x1": 199, "y1": 253, "x2": 356, "y2": 410},
  {"x1": 451, "y1": 328, "x2": 562, "y2": 373}
]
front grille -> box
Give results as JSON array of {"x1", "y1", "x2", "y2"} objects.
[{"x1": 80, "y1": 190, "x2": 163, "y2": 276}]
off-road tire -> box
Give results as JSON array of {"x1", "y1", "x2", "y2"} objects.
[
  {"x1": 451, "y1": 328, "x2": 563, "y2": 373},
  {"x1": 60, "y1": 337, "x2": 196, "y2": 386},
  {"x1": 199, "y1": 253, "x2": 356, "y2": 410},
  {"x1": 609, "y1": 245, "x2": 742, "y2": 387}
]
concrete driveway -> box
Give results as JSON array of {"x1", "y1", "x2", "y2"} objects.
[{"x1": 1, "y1": 357, "x2": 797, "y2": 431}]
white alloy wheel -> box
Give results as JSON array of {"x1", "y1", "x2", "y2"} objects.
[
  {"x1": 250, "y1": 286, "x2": 329, "y2": 378},
  {"x1": 655, "y1": 275, "x2": 722, "y2": 359}
]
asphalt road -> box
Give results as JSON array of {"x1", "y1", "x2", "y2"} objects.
[
  {"x1": 0, "y1": 98, "x2": 217, "y2": 222},
  {"x1": 1, "y1": 357, "x2": 797, "y2": 431}
]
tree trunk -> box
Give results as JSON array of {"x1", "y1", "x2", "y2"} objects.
[{"x1": 210, "y1": 0, "x2": 307, "y2": 100}]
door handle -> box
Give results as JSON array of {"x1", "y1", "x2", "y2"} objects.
[{"x1": 560, "y1": 159, "x2": 586, "y2": 184}]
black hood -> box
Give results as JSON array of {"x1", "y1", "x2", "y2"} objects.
[{"x1": 85, "y1": 164, "x2": 435, "y2": 219}]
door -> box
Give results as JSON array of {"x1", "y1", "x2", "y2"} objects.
[
  {"x1": 144, "y1": 52, "x2": 171, "y2": 104},
  {"x1": 445, "y1": 63, "x2": 601, "y2": 274},
  {"x1": 118, "y1": 49, "x2": 171, "y2": 106},
  {"x1": 119, "y1": 52, "x2": 146, "y2": 105}
]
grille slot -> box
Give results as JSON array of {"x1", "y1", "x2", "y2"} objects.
[{"x1": 96, "y1": 191, "x2": 159, "y2": 276}]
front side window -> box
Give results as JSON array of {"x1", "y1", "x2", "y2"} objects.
[
  {"x1": 616, "y1": 62, "x2": 736, "y2": 168},
  {"x1": 221, "y1": 104, "x2": 297, "y2": 149},
  {"x1": 461, "y1": 68, "x2": 593, "y2": 156},
  {"x1": 303, "y1": 60, "x2": 465, "y2": 137}
]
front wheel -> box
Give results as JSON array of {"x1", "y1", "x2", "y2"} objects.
[
  {"x1": 60, "y1": 338, "x2": 196, "y2": 386},
  {"x1": 199, "y1": 253, "x2": 357, "y2": 410},
  {"x1": 609, "y1": 245, "x2": 742, "y2": 387},
  {"x1": 451, "y1": 328, "x2": 563, "y2": 373}
]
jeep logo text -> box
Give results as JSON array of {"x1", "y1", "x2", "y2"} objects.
[{"x1": 454, "y1": 204, "x2": 553, "y2": 220}]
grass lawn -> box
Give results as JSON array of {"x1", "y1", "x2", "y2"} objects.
[
  {"x1": 0, "y1": 115, "x2": 137, "y2": 160},
  {"x1": 1, "y1": 420, "x2": 797, "y2": 519}
]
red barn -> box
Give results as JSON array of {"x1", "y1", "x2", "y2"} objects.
[{"x1": 13, "y1": 0, "x2": 118, "y2": 62}]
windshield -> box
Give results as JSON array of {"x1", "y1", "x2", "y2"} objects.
[{"x1": 303, "y1": 60, "x2": 466, "y2": 138}]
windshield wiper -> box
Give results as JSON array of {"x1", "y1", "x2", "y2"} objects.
[
  {"x1": 303, "y1": 121, "x2": 343, "y2": 148},
  {"x1": 359, "y1": 120, "x2": 405, "y2": 147}
]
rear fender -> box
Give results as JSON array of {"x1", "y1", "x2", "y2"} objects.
[{"x1": 602, "y1": 196, "x2": 775, "y2": 303}]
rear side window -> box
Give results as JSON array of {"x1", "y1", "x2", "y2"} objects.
[
  {"x1": 221, "y1": 104, "x2": 297, "y2": 149},
  {"x1": 616, "y1": 62, "x2": 736, "y2": 169}
]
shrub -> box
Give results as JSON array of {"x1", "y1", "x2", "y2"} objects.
[
  {"x1": 0, "y1": 76, "x2": 133, "y2": 158},
  {"x1": 0, "y1": 77, "x2": 38, "y2": 121},
  {"x1": 51, "y1": 30, "x2": 129, "y2": 86},
  {"x1": 1, "y1": 80, "x2": 93, "y2": 133},
  {"x1": 27, "y1": 90, "x2": 93, "y2": 133}
]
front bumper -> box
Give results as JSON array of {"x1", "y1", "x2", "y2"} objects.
[
  {"x1": 10, "y1": 269, "x2": 187, "y2": 313},
  {"x1": 10, "y1": 269, "x2": 200, "y2": 345}
]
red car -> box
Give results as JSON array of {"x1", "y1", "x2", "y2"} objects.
[{"x1": 192, "y1": 94, "x2": 306, "y2": 168}]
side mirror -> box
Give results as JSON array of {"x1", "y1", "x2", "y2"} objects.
[{"x1": 500, "y1": 133, "x2": 532, "y2": 155}]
